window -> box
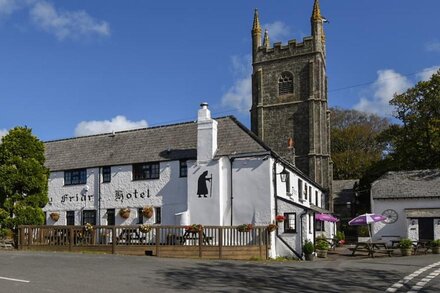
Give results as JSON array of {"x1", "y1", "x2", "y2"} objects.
[
  {"x1": 138, "y1": 208, "x2": 143, "y2": 224},
  {"x1": 285, "y1": 172, "x2": 291, "y2": 194},
  {"x1": 321, "y1": 194, "x2": 325, "y2": 209},
  {"x1": 107, "y1": 209, "x2": 115, "y2": 225},
  {"x1": 66, "y1": 211, "x2": 75, "y2": 225},
  {"x1": 304, "y1": 183, "x2": 308, "y2": 200},
  {"x1": 315, "y1": 191, "x2": 319, "y2": 206},
  {"x1": 64, "y1": 169, "x2": 87, "y2": 185},
  {"x1": 133, "y1": 162, "x2": 160, "y2": 180},
  {"x1": 308, "y1": 214, "x2": 313, "y2": 233},
  {"x1": 155, "y1": 207, "x2": 162, "y2": 224},
  {"x1": 82, "y1": 210, "x2": 96, "y2": 225},
  {"x1": 309, "y1": 186, "x2": 312, "y2": 203},
  {"x1": 298, "y1": 179, "x2": 303, "y2": 200},
  {"x1": 284, "y1": 213, "x2": 296, "y2": 233},
  {"x1": 316, "y1": 220, "x2": 325, "y2": 232},
  {"x1": 179, "y1": 160, "x2": 188, "y2": 177},
  {"x1": 278, "y1": 72, "x2": 293, "y2": 95},
  {"x1": 44, "y1": 212, "x2": 47, "y2": 225},
  {"x1": 102, "y1": 166, "x2": 111, "y2": 183}
]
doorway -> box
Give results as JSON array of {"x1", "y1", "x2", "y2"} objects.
[{"x1": 418, "y1": 218, "x2": 434, "y2": 240}]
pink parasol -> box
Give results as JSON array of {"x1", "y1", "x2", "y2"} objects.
[
  {"x1": 349, "y1": 213, "x2": 387, "y2": 241},
  {"x1": 315, "y1": 213, "x2": 339, "y2": 222}
]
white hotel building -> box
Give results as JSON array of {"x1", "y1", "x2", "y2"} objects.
[{"x1": 43, "y1": 104, "x2": 334, "y2": 258}]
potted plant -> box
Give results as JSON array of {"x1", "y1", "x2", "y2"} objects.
[
  {"x1": 50, "y1": 212, "x2": 60, "y2": 222},
  {"x1": 139, "y1": 224, "x2": 153, "y2": 233},
  {"x1": 237, "y1": 224, "x2": 253, "y2": 233},
  {"x1": 430, "y1": 239, "x2": 440, "y2": 254},
  {"x1": 336, "y1": 231, "x2": 346, "y2": 247},
  {"x1": 399, "y1": 239, "x2": 413, "y2": 256},
  {"x1": 119, "y1": 208, "x2": 131, "y2": 219},
  {"x1": 315, "y1": 239, "x2": 330, "y2": 258},
  {"x1": 275, "y1": 215, "x2": 286, "y2": 223},
  {"x1": 84, "y1": 223, "x2": 94, "y2": 233},
  {"x1": 303, "y1": 240, "x2": 315, "y2": 261},
  {"x1": 142, "y1": 206, "x2": 154, "y2": 219},
  {"x1": 185, "y1": 224, "x2": 203, "y2": 233},
  {"x1": 267, "y1": 223, "x2": 277, "y2": 233}
]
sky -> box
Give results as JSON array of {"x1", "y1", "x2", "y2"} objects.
[{"x1": 0, "y1": 0, "x2": 439, "y2": 141}]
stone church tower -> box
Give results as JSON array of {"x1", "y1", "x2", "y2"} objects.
[{"x1": 250, "y1": 0, "x2": 333, "y2": 208}]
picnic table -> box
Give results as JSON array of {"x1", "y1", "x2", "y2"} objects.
[
  {"x1": 390, "y1": 239, "x2": 432, "y2": 254},
  {"x1": 178, "y1": 231, "x2": 212, "y2": 245},
  {"x1": 349, "y1": 241, "x2": 393, "y2": 258}
]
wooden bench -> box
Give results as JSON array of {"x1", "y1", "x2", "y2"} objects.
[{"x1": 349, "y1": 247, "x2": 393, "y2": 257}]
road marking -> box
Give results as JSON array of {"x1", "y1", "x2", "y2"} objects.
[
  {"x1": 0, "y1": 276, "x2": 30, "y2": 283},
  {"x1": 385, "y1": 261, "x2": 440, "y2": 292},
  {"x1": 407, "y1": 267, "x2": 440, "y2": 293}
]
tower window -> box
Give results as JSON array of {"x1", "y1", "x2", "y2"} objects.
[{"x1": 278, "y1": 72, "x2": 293, "y2": 95}]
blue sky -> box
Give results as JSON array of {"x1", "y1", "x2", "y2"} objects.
[{"x1": 0, "y1": 0, "x2": 439, "y2": 141}]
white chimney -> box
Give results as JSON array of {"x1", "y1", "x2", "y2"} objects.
[{"x1": 197, "y1": 102, "x2": 218, "y2": 164}]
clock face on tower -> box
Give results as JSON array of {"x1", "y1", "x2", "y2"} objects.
[{"x1": 382, "y1": 209, "x2": 398, "y2": 224}]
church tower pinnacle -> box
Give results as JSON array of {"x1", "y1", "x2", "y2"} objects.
[
  {"x1": 311, "y1": 0, "x2": 326, "y2": 55},
  {"x1": 251, "y1": 9, "x2": 262, "y2": 62}
]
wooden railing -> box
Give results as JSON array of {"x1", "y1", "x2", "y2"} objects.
[{"x1": 17, "y1": 225, "x2": 269, "y2": 259}]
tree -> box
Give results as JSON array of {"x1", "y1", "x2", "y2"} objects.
[
  {"x1": 330, "y1": 108, "x2": 390, "y2": 180},
  {"x1": 0, "y1": 127, "x2": 48, "y2": 228},
  {"x1": 381, "y1": 69, "x2": 440, "y2": 170}
]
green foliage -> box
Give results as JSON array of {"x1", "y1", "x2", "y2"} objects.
[
  {"x1": 0, "y1": 127, "x2": 48, "y2": 228},
  {"x1": 330, "y1": 107, "x2": 389, "y2": 180},
  {"x1": 303, "y1": 240, "x2": 314, "y2": 254},
  {"x1": 10, "y1": 204, "x2": 44, "y2": 226},
  {"x1": 336, "y1": 231, "x2": 345, "y2": 241},
  {"x1": 0, "y1": 228, "x2": 13, "y2": 239},
  {"x1": 399, "y1": 239, "x2": 413, "y2": 249},
  {"x1": 358, "y1": 226, "x2": 370, "y2": 237},
  {"x1": 430, "y1": 239, "x2": 440, "y2": 247},
  {"x1": 315, "y1": 240, "x2": 330, "y2": 250}
]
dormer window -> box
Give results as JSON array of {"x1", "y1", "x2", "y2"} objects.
[{"x1": 278, "y1": 72, "x2": 293, "y2": 95}]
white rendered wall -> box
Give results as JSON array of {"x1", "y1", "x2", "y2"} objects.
[
  {"x1": 44, "y1": 161, "x2": 187, "y2": 226},
  {"x1": 372, "y1": 198, "x2": 440, "y2": 241}
]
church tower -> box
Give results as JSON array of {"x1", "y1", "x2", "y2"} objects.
[{"x1": 250, "y1": 0, "x2": 333, "y2": 208}]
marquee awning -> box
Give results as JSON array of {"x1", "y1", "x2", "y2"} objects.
[{"x1": 405, "y1": 208, "x2": 440, "y2": 218}]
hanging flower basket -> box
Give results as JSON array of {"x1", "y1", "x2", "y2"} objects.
[
  {"x1": 119, "y1": 208, "x2": 131, "y2": 219},
  {"x1": 185, "y1": 224, "x2": 203, "y2": 233},
  {"x1": 142, "y1": 206, "x2": 154, "y2": 219},
  {"x1": 237, "y1": 224, "x2": 253, "y2": 233},
  {"x1": 139, "y1": 224, "x2": 153, "y2": 233},
  {"x1": 84, "y1": 223, "x2": 94, "y2": 232},
  {"x1": 267, "y1": 224, "x2": 277, "y2": 233},
  {"x1": 275, "y1": 215, "x2": 286, "y2": 223},
  {"x1": 50, "y1": 212, "x2": 60, "y2": 222}
]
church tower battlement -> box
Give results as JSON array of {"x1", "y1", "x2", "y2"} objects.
[{"x1": 250, "y1": 0, "x2": 333, "y2": 209}]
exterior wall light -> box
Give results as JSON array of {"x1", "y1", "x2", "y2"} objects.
[
  {"x1": 279, "y1": 167, "x2": 289, "y2": 182},
  {"x1": 411, "y1": 219, "x2": 416, "y2": 225}
]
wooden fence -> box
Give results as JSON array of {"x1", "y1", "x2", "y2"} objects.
[{"x1": 17, "y1": 225, "x2": 269, "y2": 260}]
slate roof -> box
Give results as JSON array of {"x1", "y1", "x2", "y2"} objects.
[
  {"x1": 332, "y1": 179, "x2": 358, "y2": 205},
  {"x1": 44, "y1": 116, "x2": 269, "y2": 171},
  {"x1": 371, "y1": 169, "x2": 440, "y2": 199}
]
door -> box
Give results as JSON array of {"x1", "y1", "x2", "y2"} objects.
[{"x1": 418, "y1": 218, "x2": 434, "y2": 240}]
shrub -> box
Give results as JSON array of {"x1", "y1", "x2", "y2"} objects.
[
  {"x1": 399, "y1": 239, "x2": 413, "y2": 249},
  {"x1": 303, "y1": 240, "x2": 314, "y2": 254},
  {"x1": 336, "y1": 231, "x2": 345, "y2": 241},
  {"x1": 315, "y1": 240, "x2": 330, "y2": 250},
  {"x1": 430, "y1": 239, "x2": 440, "y2": 247}
]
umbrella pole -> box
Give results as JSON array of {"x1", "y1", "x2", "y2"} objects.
[{"x1": 368, "y1": 224, "x2": 372, "y2": 242}]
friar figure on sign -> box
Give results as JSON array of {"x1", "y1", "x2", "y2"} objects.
[{"x1": 197, "y1": 171, "x2": 212, "y2": 198}]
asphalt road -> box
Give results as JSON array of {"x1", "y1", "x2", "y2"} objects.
[{"x1": 0, "y1": 251, "x2": 439, "y2": 292}]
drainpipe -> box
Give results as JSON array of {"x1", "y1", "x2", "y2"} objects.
[
  {"x1": 229, "y1": 157, "x2": 235, "y2": 226},
  {"x1": 300, "y1": 211, "x2": 308, "y2": 256},
  {"x1": 272, "y1": 160, "x2": 302, "y2": 259}
]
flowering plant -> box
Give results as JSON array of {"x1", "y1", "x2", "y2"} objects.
[
  {"x1": 139, "y1": 224, "x2": 153, "y2": 233},
  {"x1": 267, "y1": 223, "x2": 277, "y2": 232},
  {"x1": 84, "y1": 223, "x2": 93, "y2": 232},
  {"x1": 119, "y1": 208, "x2": 131, "y2": 219},
  {"x1": 237, "y1": 224, "x2": 253, "y2": 232},
  {"x1": 338, "y1": 239, "x2": 346, "y2": 246},
  {"x1": 142, "y1": 206, "x2": 154, "y2": 218},
  {"x1": 185, "y1": 224, "x2": 203, "y2": 233},
  {"x1": 275, "y1": 215, "x2": 286, "y2": 222},
  {"x1": 50, "y1": 212, "x2": 60, "y2": 221}
]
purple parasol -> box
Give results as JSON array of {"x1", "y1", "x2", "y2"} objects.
[
  {"x1": 315, "y1": 213, "x2": 339, "y2": 223},
  {"x1": 348, "y1": 213, "x2": 386, "y2": 226}
]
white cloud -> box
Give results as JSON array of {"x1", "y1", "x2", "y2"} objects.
[
  {"x1": 74, "y1": 116, "x2": 148, "y2": 137},
  {"x1": 416, "y1": 65, "x2": 440, "y2": 81},
  {"x1": 221, "y1": 55, "x2": 252, "y2": 113},
  {"x1": 426, "y1": 40, "x2": 440, "y2": 53},
  {"x1": 354, "y1": 69, "x2": 412, "y2": 116},
  {"x1": 0, "y1": 128, "x2": 8, "y2": 141},
  {"x1": 263, "y1": 21, "x2": 291, "y2": 43},
  {"x1": 29, "y1": 1, "x2": 110, "y2": 40}
]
